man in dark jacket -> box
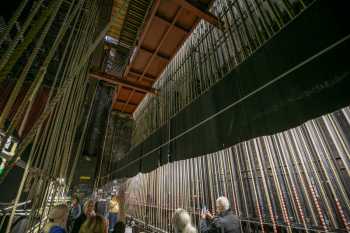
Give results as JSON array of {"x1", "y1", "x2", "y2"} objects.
[{"x1": 200, "y1": 197, "x2": 240, "y2": 233}]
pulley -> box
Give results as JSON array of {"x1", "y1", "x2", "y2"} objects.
[
  {"x1": 0, "y1": 135, "x2": 19, "y2": 160},
  {"x1": 0, "y1": 129, "x2": 19, "y2": 177}
]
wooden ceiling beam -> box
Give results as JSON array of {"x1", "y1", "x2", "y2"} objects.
[
  {"x1": 128, "y1": 70, "x2": 157, "y2": 82},
  {"x1": 117, "y1": 0, "x2": 162, "y2": 113},
  {"x1": 120, "y1": 7, "x2": 183, "y2": 113},
  {"x1": 114, "y1": 99, "x2": 138, "y2": 107},
  {"x1": 90, "y1": 72, "x2": 158, "y2": 95},
  {"x1": 154, "y1": 14, "x2": 190, "y2": 34},
  {"x1": 170, "y1": 0, "x2": 221, "y2": 28},
  {"x1": 123, "y1": 0, "x2": 161, "y2": 78},
  {"x1": 140, "y1": 46, "x2": 171, "y2": 62}
]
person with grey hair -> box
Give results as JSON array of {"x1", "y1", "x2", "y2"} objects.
[
  {"x1": 172, "y1": 208, "x2": 197, "y2": 233},
  {"x1": 200, "y1": 197, "x2": 240, "y2": 233}
]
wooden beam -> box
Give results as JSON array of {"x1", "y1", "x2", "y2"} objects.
[
  {"x1": 120, "y1": 7, "x2": 184, "y2": 113},
  {"x1": 90, "y1": 72, "x2": 158, "y2": 95},
  {"x1": 154, "y1": 14, "x2": 190, "y2": 34},
  {"x1": 114, "y1": 99, "x2": 138, "y2": 107},
  {"x1": 118, "y1": 0, "x2": 161, "y2": 111},
  {"x1": 170, "y1": 0, "x2": 221, "y2": 28},
  {"x1": 140, "y1": 47, "x2": 171, "y2": 62},
  {"x1": 123, "y1": 0, "x2": 161, "y2": 78},
  {"x1": 128, "y1": 70, "x2": 157, "y2": 82}
]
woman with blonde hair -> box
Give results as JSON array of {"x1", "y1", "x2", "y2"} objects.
[
  {"x1": 108, "y1": 195, "x2": 119, "y2": 232},
  {"x1": 71, "y1": 199, "x2": 96, "y2": 233},
  {"x1": 172, "y1": 208, "x2": 197, "y2": 233},
  {"x1": 79, "y1": 214, "x2": 108, "y2": 233},
  {"x1": 44, "y1": 204, "x2": 69, "y2": 233}
]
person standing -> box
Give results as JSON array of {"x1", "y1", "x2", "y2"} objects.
[
  {"x1": 95, "y1": 195, "x2": 108, "y2": 218},
  {"x1": 79, "y1": 214, "x2": 108, "y2": 233},
  {"x1": 70, "y1": 196, "x2": 82, "y2": 220},
  {"x1": 200, "y1": 197, "x2": 240, "y2": 233},
  {"x1": 108, "y1": 195, "x2": 119, "y2": 232},
  {"x1": 67, "y1": 196, "x2": 81, "y2": 232},
  {"x1": 172, "y1": 208, "x2": 197, "y2": 233},
  {"x1": 71, "y1": 200, "x2": 96, "y2": 233},
  {"x1": 44, "y1": 204, "x2": 69, "y2": 233}
]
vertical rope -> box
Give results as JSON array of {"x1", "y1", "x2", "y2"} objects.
[
  {"x1": 0, "y1": 0, "x2": 45, "y2": 72},
  {"x1": 0, "y1": 0, "x2": 30, "y2": 47}
]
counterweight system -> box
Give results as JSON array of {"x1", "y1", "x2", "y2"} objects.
[
  {"x1": 0, "y1": 0, "x2": 349, "y2": 232},
  {"x1": 124, "y1": 107, "x2": 350, "y2": 233}
]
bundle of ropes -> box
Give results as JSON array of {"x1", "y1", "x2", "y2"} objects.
[{"x1": 0, "y1": 0, "x2": 112, "y2": 231}]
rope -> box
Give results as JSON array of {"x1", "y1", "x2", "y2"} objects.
[
  {"x1": 16, "y1": 21, "x2": 111, "y2": 155},
  {"x1": 94, "y1": 95, "x2": 113, "y2": 190},
  {"x1": 0, "y1": 0, "x2": 45, "y2": 72},
  {"x1": 0, "y1": 0, "x2": 61, "y2": 82},
  {"x1": 0, "y1": 0, "x2": 65, "y2": 128},
  {"x1": 0, "y1": 0, "x2": 30, "y2": 47},
  {"x1": 1, "y1": 1, "x2": 112, "y2": 231},
  {"x1": 68, "y1": 82, "x2": 99, "y2": 188},
  {"x1": 0, "y1": 0, "x2": 83, "y2": 184},
  {"x1": 9, "y1": 0, "x2": 86, "y2": 133}
]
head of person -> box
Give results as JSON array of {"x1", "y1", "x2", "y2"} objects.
[
  {"x1": 172, "y1": 209, "x2": 196, "y2": 233},
  {"x1": 216, "y1": 196, "x2": 230, "y2": 214},
  {"x1": 44, "y1": 204, "x2": 69, "y2": 232},
  {"x1": 111, "y1": 195, "x2": 117, "y2": 201},
  {"x1": 113, "y1": 221, "x2": 126, "y2": 233},
  {"x1": 79, "y1": 214, "x2": 107, "y2": 233},
  {"x1": 72, "y1": 196, "x2": 79, "y2": 205},
  {"x1": 84, "y1": 199, "x2": 95, "y2": 217}
]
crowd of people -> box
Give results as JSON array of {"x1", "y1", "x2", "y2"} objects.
[
  {"x1": 44, "y1": 195, "x2": 240, "y2": 233},
  {"x1": 44, "y1": 195, "x2": 123, "y2": 233}
]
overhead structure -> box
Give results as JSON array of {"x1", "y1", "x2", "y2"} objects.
[
  {"x1": 111, "y1": 0, "x2": 220, "y2": 114},
  {"x1": 90, "y1": 71, "x2": 158, "y2": 95},
  {"x1": 1, "y1": 0, "x2": 350, "y2": 233},
  {"x1": 106, "y1": 0, "x2": 350, "y2": 180},
  {"x1": 104, "y1": 0, "x2": 153, "y2": 77}
]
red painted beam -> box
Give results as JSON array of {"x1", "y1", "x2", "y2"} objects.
[
  {"x1": 89, "y1": 72, "x2": 158, "y2": 95},
  {"x1": 170, "y1": 0, "x2": 221, "y2": 28}
]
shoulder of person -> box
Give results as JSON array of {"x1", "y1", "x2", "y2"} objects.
[
  {"x1": 228, "y1": 212, "x2": 240, "y2": 222},
  {"x1": 49, "y1": 226, "x2": 66, "y2": 233},
  {"x1": 213, "y1": 216, "x2": 223, "y2": 224},
  {"x1": 184, "y1": 225, "x2": 197, "y2": 233}
]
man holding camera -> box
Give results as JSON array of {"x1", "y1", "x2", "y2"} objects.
[{"x1": 200, "y1": 197, "x2": 241, "y2": 233}]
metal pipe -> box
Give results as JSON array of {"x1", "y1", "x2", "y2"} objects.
[{"x1": 243, "y1": 142, "x2": 266, "y2": 233}]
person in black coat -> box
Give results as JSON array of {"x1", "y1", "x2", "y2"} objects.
[
  {"x1": 200, "y1": 197, "x2": 240, "y2": 233},
  {"x1": 70, "y1": 200, "x2": 95, "y2": 233},
  {"x1": 112, "y1": 221, "x2": 126, "y2": 233}
]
